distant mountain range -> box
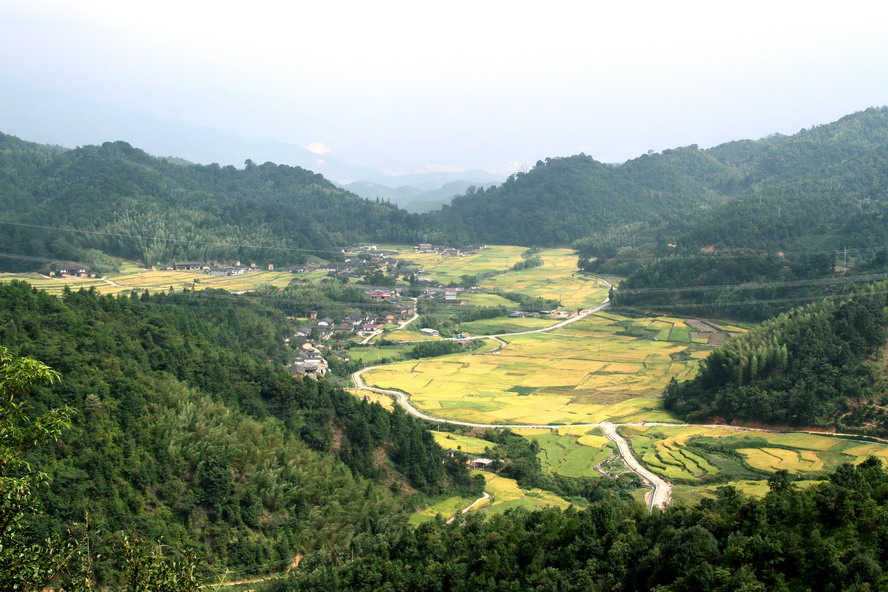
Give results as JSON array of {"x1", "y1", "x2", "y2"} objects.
[{"x1": 341, "y1": 174, "x2": 502, "y2": 213}]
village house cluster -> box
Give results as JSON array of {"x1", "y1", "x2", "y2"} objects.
[{"x1": 287, "y1": 288, "x2": 414, "y2": 378}]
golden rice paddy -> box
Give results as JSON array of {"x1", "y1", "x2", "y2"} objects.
[
  {"x1": 361, "y1": 311, "x2": 709, "y2": 425},
  {"x1": 2, "y1": 269, "x2": 297, "y2": 296}
]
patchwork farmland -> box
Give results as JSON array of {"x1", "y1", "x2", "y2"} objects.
[
  {"x1": 360, "y1": 311, "x2": 710, "y2": 425},
  {"x1": 351, "y1": 245, "x2": 888, "y2": 516}
]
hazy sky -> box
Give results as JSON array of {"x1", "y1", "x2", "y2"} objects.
[{"x1": 2, "y1": 0, "x2": 887, "y2": 175}]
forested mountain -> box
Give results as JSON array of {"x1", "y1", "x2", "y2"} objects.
[
  {"x1": 3, "y1": 107, "x2": 886, "y2": 279},
  {"x1": 664, "y1": 281, "x2": 888, "y2": 433},
  {"x1": 429, "y1": 148, "x2": 731, "y2": 246},
  {"x1": 0, "y1": 281, "x2": 475, "y2": 586},
  {"x1": 0, "y1": 135, "x2": 424, "y2": 271},
  {"x1": 276, "y1": 461, "x2": 888, "y2": 591},
  {"x1": 435, "y1": 107, "x2": 888, "y2": 252},
  {"x1": 675, "y1": 107, "x2": 888, "y2": 253}
]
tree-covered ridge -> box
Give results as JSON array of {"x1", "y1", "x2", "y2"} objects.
[
  {"x1": 431, "y1": 148, "x2": 728, "y2": 246},
  {"x1": 609, "y1": 248, "x2": 838, "y2": 321},
  {"x1": 664, "y1": 282, "x2": 888, "y2": 432},
  {"x1": 432, "y1": 107, "x2": 888, "y2": 250},
  {"x1": 272, "y1": 460, "x2": 888, "y2": 592},
  {"x1": 0, "y1": 281, "x2": 472, "y2": 585},
  {"x1": 0, "y1": 136, "x2": 423, "y2": 271}
]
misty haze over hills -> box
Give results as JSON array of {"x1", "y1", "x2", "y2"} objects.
[{"x1": 0, "y1": 76, "x2": 504, "y2": 203}]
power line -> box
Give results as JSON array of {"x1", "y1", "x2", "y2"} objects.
[{"x1": 613, "y1": 272, "x2": 888, "y2": 295}]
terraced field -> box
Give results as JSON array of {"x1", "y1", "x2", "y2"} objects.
[
  {"x1": 391, "y1": 245, "x2": 527, "y2": 284},
  {"x1": 478, "y1": 248, "x2": 611, "y2": 309},
  {"x1": 622, "y1": 424, "x2": 888, "y2": 501}
]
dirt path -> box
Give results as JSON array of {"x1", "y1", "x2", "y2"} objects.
[{"x1": 447, "y1": 492, "x2": 492, "y2": 523}]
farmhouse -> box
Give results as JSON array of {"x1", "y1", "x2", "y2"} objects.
[
  {"x1": 368, "y1": 289, "x2": 395, "y2": 302},
  {"x1": 470, "y1": 458, "x2": 494, "y2": 470},
  {"x1": 174, "y1": 261, "x2": 203, "y2": 271},
  {"x1": 419, "y1": 328, "x2": 440, "y2": 337}
]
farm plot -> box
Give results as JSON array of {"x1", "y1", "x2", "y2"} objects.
[
  {"x1": 623, "y1": 425, "x2": 888, "y2": 486},
  {"x1": 371, "y1": 329, "x2": 440, "y2": 343},
  {"x1": 3, "y1": 269, "x2": 297, "y2": 296},
  {"x1": 346, "y1": 343, "x2": 415, "y2": 363},
  {"x1": 360, "y1": 312, "x2": 708, "y2": 425},
  {"x1": 431, "y1": 431, "x2": 493, "y2": 454},
  {"x1": 479, "y1": 472, "x2": 574, "y2": 515},
  {"x1": 0, "y1": 274, "x2": 118, "y2": 295},
  {"x1": 457, "y1": 316, "x2": 555, "y2": 335},
  {"x1": 478, "y1": 248, "x2": 610, "y2": 310},
  {"x1": 344, "y1": 389, "x2": 395, "y2": 411},
  {"x1": 461, "y1": 292, "x2": 517, "y2": 308},
  {"x1": 409, "y1": 495, "x2": 479, "y2": 526},
  {"x1": 737, "y1": 448, "x2": 825, "y2": 473},
  {"x1": 393, "y1": 245, "x2": 527, "y2": 284},
  {"x1": 520, "y1": 429, "x2": 615, "y2": 479}
]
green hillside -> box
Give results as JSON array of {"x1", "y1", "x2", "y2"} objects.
[
  {"x1": 664, "y1": 281, "x2": 888, "y2": 433},
  {"x1": 0, "y1": 136, "x2": 423, "y2": 271},
  {"x1": 276, "y1": 460, "x2": 888, "y2": 591},
  {"x1": 0, "y1": 281, "x2": 476, "y2": 586},
  {"x1": 431, "y1": 147, "x2": 730, "y2": 246},
  {"x1": 435, "y1": 107, "x2": 888, "y2": 253}
]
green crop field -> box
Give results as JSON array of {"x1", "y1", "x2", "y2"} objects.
[
  {"x1": 346, "y1": 343, "x2": 415, "y2": 362},
  {"x1": 457, "y1": 316, "x2": 555, "y2": 335},
  {"x1": 461, "y1": 292, "x2": 517, "y2": 307},
  {"x1": 623, "y1": 425, "x2": 888, "y2": 490},
  {"x1": 521, "y1": 430, "x2": 614, "y2": 479}
]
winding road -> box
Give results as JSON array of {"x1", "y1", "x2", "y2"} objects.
[
  {"x1": 353, "y1": 366, "x2": 670, "y2": 510},
  {"x1": 351, "y1": 278, "x2": 679, "y2": 511},
  {"x1": 352, "y1": 278, "x2": 882, "y2": 513}
]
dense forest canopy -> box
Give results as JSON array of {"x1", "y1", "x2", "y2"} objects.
[
  {"x1": 0, "y1": 281, "x2": 475, "y2": 586},
  {"x1": 0, "y1": 136, "x2": 425, "y2": 271},
  {"x1": 664, "y1": 281, "x2": 888, "y2": 432},
  {"x1": 276, "y1": 461, "x2": 888, "y2": 591}
]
